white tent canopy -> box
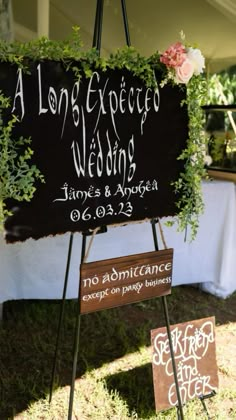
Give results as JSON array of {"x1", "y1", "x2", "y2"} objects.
[{"x1": 10, "y1": 0, "x2": 236, "y2": 73}]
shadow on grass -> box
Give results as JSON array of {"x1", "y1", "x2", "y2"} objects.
[
  {"x1": 104, "y1": 363, "x2": 156, "y2": 418},
  {"x1": 1, "y1": 285, "x2": 236, "y2": 417}
]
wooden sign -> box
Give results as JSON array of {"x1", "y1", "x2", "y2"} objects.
[
  {"x1": 151, "y1": 317, "x2": 218, "y2": 411},
  {"x1": 0, "y1": 61, "x2": 188, "y2": 242},
  {"x1": 80, "y1": 248, "x2": 173, "y2": 314}
]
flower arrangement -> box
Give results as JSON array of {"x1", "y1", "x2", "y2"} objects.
[
  {"x1": 160, "y1": 41, "x2": 205, "y2": 84},
  {"x1": 156, "y1": 37, "x2": 207, "y2": 239}
]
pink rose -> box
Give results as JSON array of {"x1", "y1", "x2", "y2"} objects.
[
  {"x1": 175, "y1": 58, "x2": 194, "y2": 84},
  {"x1": 160, "y1": 42, "x2": 186, "y2": 68}
]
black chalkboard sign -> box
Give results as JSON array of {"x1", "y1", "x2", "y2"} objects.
[{"x1": 0, "y1": 61, "x2": 188, "y2": 242}]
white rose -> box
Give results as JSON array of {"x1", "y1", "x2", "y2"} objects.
[
  {"x1": 204, "y1": 154, "x2": 213, "y2": 166},
  {"x1": 187, "y1": 47, "x2": 205, "y2": 75}
]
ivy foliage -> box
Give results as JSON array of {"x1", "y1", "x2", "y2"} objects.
[
  {"x1": 0, "y1": 27, "x2": 206, "y2": 238},
  {"x1": 172, "y1": 75, "x2": 207, "y2": 240},
  {"x1": 0, "y1": 26, "x2": 167, "y2": 87},
  {"x1": 0, "y1": 93, "x2": 44, "y2": 225}
]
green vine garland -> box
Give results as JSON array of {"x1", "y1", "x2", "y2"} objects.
[
  {"x1": 0, "y1": 27, "x2": 206, "y2": 238},
  {"x1": 0, "y1": 93, "x2": 44, "y2": 226},
  {"x1": 171, "y1": 75, "x2": 207, "y2": 240}
]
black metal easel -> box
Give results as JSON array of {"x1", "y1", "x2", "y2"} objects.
[
  {"x1": 67, "y1": 3, "x2": 132, "y2": 418},
  {"x1": 49, "y1": 1, "x2": 133, "y2": 418},
  {"x1": 49, "y1": 2, "x2": 185, "y2": 419}
]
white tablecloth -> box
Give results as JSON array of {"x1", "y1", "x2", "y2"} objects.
[{"x1": 0, "y1": 180, "x2": 236, "y2": 303}]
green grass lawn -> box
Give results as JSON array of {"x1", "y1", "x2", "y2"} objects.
[{"x1": 0, "y1": 285, "x2": 236, "y2": 419}]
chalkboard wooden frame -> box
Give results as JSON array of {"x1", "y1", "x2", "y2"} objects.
[{"x1": 0, "y1": 60, "x2": 189, "y2": 243}]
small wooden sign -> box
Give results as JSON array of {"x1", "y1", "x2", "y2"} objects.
[
  {"x1": 80, "y1": 248, "x2": 173, "y2": 314},
  {"x1": 151, "y1": 317, "x2": 218, "y2": 411}
]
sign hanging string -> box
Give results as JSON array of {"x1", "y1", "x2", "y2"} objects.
[
  {"x1": 157, "y1": 218, "x2": 168, "y2": 250},
  {"x1": 83, "y1": 227, "x2": 101, "y2": 263}
]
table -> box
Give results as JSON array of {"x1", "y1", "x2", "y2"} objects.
[{"x1": 0, "y1": 180, "x2": 235, "y2": 305}]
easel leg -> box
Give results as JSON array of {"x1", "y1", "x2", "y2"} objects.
[
  {"x1": 49, "y1": 232, "x2": 74, "y2": 403},
  {"x1": 121, "y1": 0, "x2": 131, "y2": 46},
  {"x1": 0, "y1": 303, "x2": 3, "y2": 321},
  {"x1": 199, "y1": 391, "x2": 216, "y2": 419},
  {"x1": 199, "y1": 398, "x2": 210, "y2": 419},
  {"x1": 162, "y1": 295, "x2": 184, "y2": 419},
  {"x1": 92, "y1": 0, "x2": 104, "y2": 52},
  {"x1": 67, "y1": 233, "x2": 87, "y2": 420},
  {"x1": 151, "y1": 219, "x2": 184, "y2": 419}
]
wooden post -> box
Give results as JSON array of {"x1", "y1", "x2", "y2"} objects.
[{"x1": 37, "y1": 0, "x2": 49, "y2": 38}]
